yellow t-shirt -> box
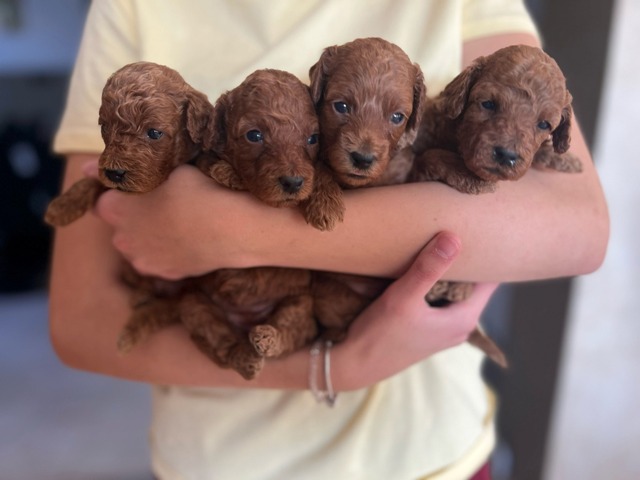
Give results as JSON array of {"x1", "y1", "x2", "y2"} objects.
[{"x1": 54, "y1": 1, "x2": 538, "y2": 479}]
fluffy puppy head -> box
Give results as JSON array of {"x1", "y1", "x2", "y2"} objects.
[
  {"x1": 212, "y1": 69, "x2": 320, "y2": 207},
  {"x1": 441, "y1": 44, "x2": 573, "y2": 181},
  {"x1": 98, "y1": 61, "x2": 215, "y2": 192},
  {"x1": 309, "y1": 37, "x2": 426, "y2": 188}
]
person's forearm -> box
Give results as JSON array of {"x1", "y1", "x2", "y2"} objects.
[
  {"x1": 95, "y1": 128, "x2": 607, "y2": 284},
  {"x1": 49, "y1": 165, "x2": 487, "y2": 388},
  {"x1": 245, "y1": 33, "x2": 609, "y2": 281}
]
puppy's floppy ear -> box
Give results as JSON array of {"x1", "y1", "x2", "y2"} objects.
[
  {"x1": 185, "y1": 88, "x2": 217, "y2": 151},
  {"x1": 553, "y1": 91, "x2": 573, "y2": 153},
  {"x1": 406, "y1": 63, "x2": 427, "y2": 132},
  {"x1": 211, "y1": 90, "x2": 231, "y2": 154},
  {"x1": 309, "y1": 46, "x2": 338, "y2": 107},
  {"x1": 441, "y1": 56, "x2": 485, "y2": 119}
]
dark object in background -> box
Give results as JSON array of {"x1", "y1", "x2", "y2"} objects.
[{"x1": 0, "y1": 122, "x2": 62, "y2": 292}]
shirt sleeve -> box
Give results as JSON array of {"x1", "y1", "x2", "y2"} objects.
[{"x1": 53, "y1": 0, "x2": 140, "y2": 155}]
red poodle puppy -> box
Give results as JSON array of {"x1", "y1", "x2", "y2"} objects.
[{"x1": 45, "y1": 61, "x2": 215, "y2": 226}]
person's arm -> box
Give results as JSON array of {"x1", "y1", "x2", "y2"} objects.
[
  {"x1": 92, "y1": 33, "x2": 607, "y2": 282},
  {"x1": 49, "y1": 32, "x2": 608, "y2": 388},
  {"x1": 49, "y1": 164, "x2": 493, "y2": 390}
]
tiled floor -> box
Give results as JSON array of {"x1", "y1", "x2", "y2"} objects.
[{"x1": 2, "y1": 2, "x2": 639, "y2": 480}]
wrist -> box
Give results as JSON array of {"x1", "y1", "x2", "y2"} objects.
[{"x1": 326, "y1": 335, "x2": 376, "y2": 392}]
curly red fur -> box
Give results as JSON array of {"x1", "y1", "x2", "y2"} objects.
[
  {"x1": 404, "y1": 45, "x2": 586, "y2": 368},
  {"x1": 44, "y1": 61, "x2": 216, "y2": 227},
  {"x1": 309, "y1": 39, "x2": 510, "y2": 367},
  {"x1": 310, "y1": 37, "x2": 426, "y2": 188},
  {"x1": 308, "y1": 38, "x2": 426, "y2": 341},
  {"x1": 98, "y1": 61, "x2": 216, "y2": 193},
  {"x1": 168, "y1": 70, "x2": 344, "y2": 380},
  {"x1": 411, "y1": 45, "x2": 582, "y2": 188}
]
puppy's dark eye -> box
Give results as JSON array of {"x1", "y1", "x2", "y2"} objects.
[
  {"x1": 307, "y1": 133, "x2": 319, "y2": 145},
  {"x1": 537, "y1": 120, "x2": 552, "y2": 130},
  {"x1": 390, "y1": 112, "x2": 406, "y2": 125},
  {"x1": 481, "y1": 100, "x2": 496, "y2": 111},
  {"x1": 333, "y1": 102, "x2": 350, "y2": 114},
  {"x1": 147, "y1": 128, "x2": 163, "y2": 140},
  {"x1": 246, "y1": 130, "x2": 263, "y2": 143}
]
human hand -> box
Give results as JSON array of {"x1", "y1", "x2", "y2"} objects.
[
  {"x1": 332, "y1": 232, "x2": 499, "y2": 390},
  {"x1": 91, "y1": 162, "x2": 249, "y2": 279}
]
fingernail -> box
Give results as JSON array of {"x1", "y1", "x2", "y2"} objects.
[{"x1": 434, "y1": 234, "x2": 460, "y2": 259}]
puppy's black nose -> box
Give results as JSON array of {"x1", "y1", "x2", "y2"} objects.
[
  {"x1": 105, "y1": 168, "x2": 127, "y2": 183},
  {"x1": 279, "y1": 175, "x2": 304, "y2": 194},
  {"x1": 492, "y1": 146, "x2": 519, "y2": 168},
  {"x1": 350, "y1": 151, "x2": 375, "y2": 170}
]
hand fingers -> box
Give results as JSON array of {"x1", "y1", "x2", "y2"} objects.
[
  {"x1": 93, "y1": 189, "x2": 121, "y2": 225},
  {"x1": 461, "y1": 282, "x2": 500, "y2": 310},
  {"x1": 433, "y1": 282, "x2": 501, "y2": 341},
  {"x1": 390, "y1": 232, "x2": 461, "y2": 302}
]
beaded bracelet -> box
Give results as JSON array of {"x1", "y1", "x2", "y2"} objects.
[{"x1": 309, "y1": 339, "x2": 337, "y2": 407}]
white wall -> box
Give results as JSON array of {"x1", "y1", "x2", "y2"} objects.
[{"x1": 544, "y1": 0, "x2": 640, "y2": 478}]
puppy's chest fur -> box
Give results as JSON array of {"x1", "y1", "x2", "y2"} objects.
[
  {"x1": 194, "y1": 267, "x2": 311, "y2": 329},
  {"x1": 369, "y1": 146, "x2": 415, "y2": 187}
]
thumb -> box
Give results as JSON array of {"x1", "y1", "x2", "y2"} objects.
[{"x1": 391, "y1": 232, "x2": 461, "y2": 301}]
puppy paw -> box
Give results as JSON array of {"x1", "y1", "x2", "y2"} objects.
[
  {"x1": 249, "y1": 325, "x2": 284, "y2": 357},
  {"x1": 456, "y1": 178, "x2": 496, "y2": 195},
  {"x1": 304, "y1": 207, "x2": 344, "y2": 231},
  {"x1": 302, "y1": 166, "x2": 346, "y2": 231},
  {"x1": 303, "y1": 192, "x2": 345, "y2": 231},
  {"x1": 44, "y1": 177, "x2": 105, "y2": 227},
  {"x1": 116, "y1": 328, "x2": 138, "y2": 354},
  {"x1": 533, "y1": 149, "x2": 583, "y2": 174},
  {"x1": 209, "y1": 161, "x2": 246, "y2": 190},
  {"x1": 228, "y1": 344, "x2": 266, "y2": 380},
  {"x1": 425, "y1": 280, "x2": 474, "y2": 306},
  {"x1": 235, "y1": 358, "x2": 265, "y2": 380}
]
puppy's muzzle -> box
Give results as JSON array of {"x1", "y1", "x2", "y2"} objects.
[
  {"x1": 350, "y1": 151, "x2": 376, "y2": 170},
  {"x1": 104, "y1": 168, "x2": 127, "y2": 184},
  {"x1": 278, "y1": 175, "x2": 304, "y2": 194},
  {"x1": 492, "y1": 146, "x2": 519, "y2": 168}
]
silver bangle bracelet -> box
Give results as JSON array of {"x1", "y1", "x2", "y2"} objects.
[{"x1": 309, "y1": 339, "x2": 338, "y2": 407}]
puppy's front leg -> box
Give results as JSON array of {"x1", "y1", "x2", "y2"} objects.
[
  {"x1": 302, "y1": 164, "x2": 345, "y2": 231},
  {"x1": 410, "y1": 149, "x2": 496, "y2": 195},
  {"x1": 117, "y1": 298, "x2": 181, "y2": 353},
  {"x1": 44, "y1": 177, "x2": 106, "y2": 227},
  {"x1": 209, "y1": 161, "x2": 247, "y2": 190},
  {"x1": 532, "y1": 141, "x2": 583, "y2": 173}
]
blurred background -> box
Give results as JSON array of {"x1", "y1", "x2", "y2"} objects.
[{"x1": 0, "y1": 0, "x2": 637, "y2": 479}]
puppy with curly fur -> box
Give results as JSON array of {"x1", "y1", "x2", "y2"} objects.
[
  {"x1": 410, "y1": 44, "x2": 582, "y2": 192},
  {"x1": 119, "y1": 70, "x2": 344, "y2": 380},
  {"x1": 308, "y1": 37, "x2": 507, "y2": 367},
  {"x1": 409, "y1": 45, "x2": 582, "y2": 326},
  {"x1": 309, "y1": 37, "x2": 426, "y2": 188},
  {"x1": 307, "y1": 38, "x2": 419, "y2": 334},
  {"x1": 44, "y1": 61, "x2": 215, "y2": 227},
  {"x1": 44, "y1": 61, "x2": 219, "y2": 363}
]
